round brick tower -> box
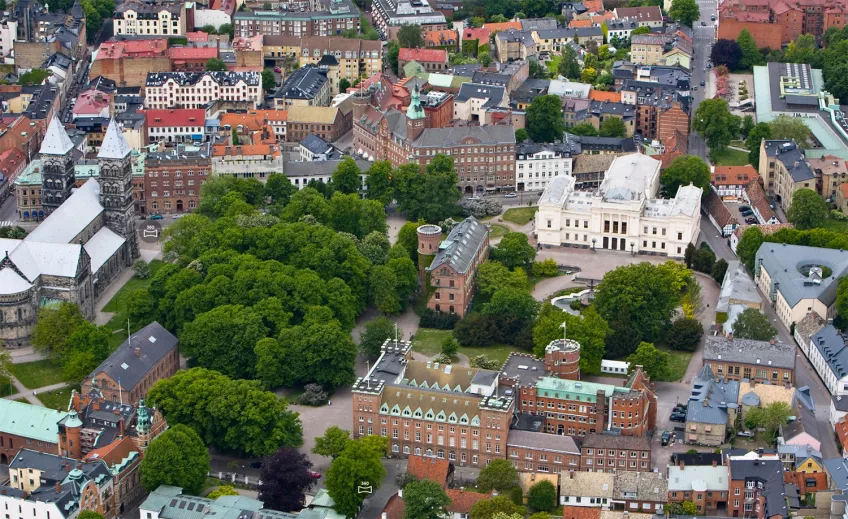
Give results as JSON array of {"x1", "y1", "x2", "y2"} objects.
[
  {"x1": 352, "y1": 90, "x2": 371, "y2": 121},
  {"x1": 417, "y1": 224, "x2": 442, "y2": 256},
  {"x1": 544, "y1": 338, "x2": 582, "y2": 380}
]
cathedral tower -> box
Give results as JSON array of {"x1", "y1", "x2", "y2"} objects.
[
  {"x1": 39, "y1": 116, "x2": 76, "y2": 215},
  {"x1": 97, "y1": 119, "x2": 139, "y2": 263}
]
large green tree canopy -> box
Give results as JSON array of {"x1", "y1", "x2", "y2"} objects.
[{"x1": 526, "y1": 95, "x2": 565, "y2": 143}]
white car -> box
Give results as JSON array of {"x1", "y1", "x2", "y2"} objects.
[{"x1": 504, "y1": 193, "x2": 517, "y2": 198}]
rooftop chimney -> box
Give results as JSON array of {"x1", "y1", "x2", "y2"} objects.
[
  {"x1": 135, "y1": 347, "x2": 141, "y2": 357},
  {"x1": 679, "y1": 460, "x2": 685, "y2": 470},
  {"x1": 55, "y1": 482, "x2": 61, "y2": 493},
  {"x1": 398, "y1": 489, "x2": 403, "y2": 499}
]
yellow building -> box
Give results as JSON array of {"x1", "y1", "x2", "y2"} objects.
[{"x1": 263, "y1": 35, "x2": 382, "y2": 88}]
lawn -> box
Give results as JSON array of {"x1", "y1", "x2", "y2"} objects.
[
  {"x1": 489, "y1": 223, "x2": 510, "y2": 238},
  {"x1": 0, "y1": 376, "x2": 15, "y2": 398},
  {"x1": 410, "y1": 328, "x2": 517, "y2": 366},
  {"x1": 657, "y1": 343, "x2": 692, "y2": 382},
  {"x1": 103, "y1": 259, "x2": 166, "y2": 347},
  {"x1": 822, "y1": 218, "x2": 848, "y2": 233},
  {"x1": 502, "y1": 207, "x2": 538, "y2": 226},
  {"x1": 9, "y1": 360, "x2": 64, "y2": 390},
  {"x1": 546, "y1": 55, "x2": 563, "y2": 76},
  {"x1": 711, "y1": 148, "x2": 749, "y2": 166},
  {"x1": 37, "y1": 384, "x2": 79, "y2": 411}
]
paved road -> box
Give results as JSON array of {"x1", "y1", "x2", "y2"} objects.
[{"x1": 688, "y1": 0, "x2": 719, "y2": 161}]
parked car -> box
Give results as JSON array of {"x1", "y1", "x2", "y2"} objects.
[
  {"x1": 670, "y1": 412, "x2": 686, "y2": 422},
  {"x1": 171, "y1": 213, "x2": 184, "y2": 219},
  {"x1": 693, "y1": 86, "x2": 698, "y2": 91},
  {"x1": 150, "y1": 214, "x2": 164, "y2": 220},
  {"x1": 711, "y1": 14, "x2": 716, "y2": 20},
  {"x1": 274, "y1": 67, "x2": 281, "y2": 73},
  {"x1": 504, "y1": 192, "x2": 517, "y2": 198},
  {"x1": 745, "y1": 217, "x2": 758, "y2": 224},
  {"x1": 661, "y1": 431, "x2": 671, "y2": 446},
  {"x1": 741, "y1": 209, "x2": 754, "y2": 216},
  {"x1": 737, "y1": 430, "x2": 754, "y2": 438},
  {"x1": 308, "y1": 471, "x2": 322, "y2": 479},
  {"x1": 467, "y1": 196, "x2": 481, "y2": 201},
  {"x1": 700, "y1": 80, "x2": 705, "y2": 86},
  {"x1": 739, "y1": 205, "x2": 751, "y2": 211},
  {"x1": 707, "y1": 63, "x2": 712, "y2": 68},
  {"x1": 701, "y1": 21, "x2": 707, "y2": 25},
  {"x1": 249, "y1": 461, "x2": 263, "y2": 469}
]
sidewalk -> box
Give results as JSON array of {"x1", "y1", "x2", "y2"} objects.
[
  {"x1": 1, "y1": 376, "x2": 68, "y2": 406},
  {"x1": 8, "y1": 346, "x2": 46, "y2": 364}
]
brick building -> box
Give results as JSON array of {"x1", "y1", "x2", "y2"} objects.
[
  {"x1": 718, "y1": 0, "x2": 848, "y2": 47},
  {"x1": 610, "y1": 471, "x2": 667, "y2": 513},
  {"x1": 419, "y1": 217, "x2": 490, "y2": 317},
  {"x1": 169, "y1": 46, "x2": 218, "y2": 72},
  {"x1": 143, "y1": 142, "x2": 212, "y2": 214},
  {"x1": 285, "y1": 105, "x2": 349, "y2": 142},
  {"x1": 233, "y1": 0, "x2": 360, "y2": 38},
  {"x1": 351, "y1": 340, "x2": 514, "y2": 468},
  {"x1": 146, "y1": 108, "x2": 208, "y2": 144},
  {"x1": 90, "y1": 39, "x2": 170, "y2": 88},
  {"x1": 506, "y1": 430, "x2": 581, "y2": 473},
  {"x1": 579, "y1": 435, "x2": 652, "y2": 473},
  {"x1": 703, "y1": 335, "x2": 795, "y2": 385},
  {"x1": 398, "y1": 48, "x2": 448, "y2": 75},
  {"x1": 81, "y1": 322, "x2": 179, "y2": 404},
  {"x1": 727, "y1": 453, "x2": 791, "y2": 519},
  {"x1": 0, "y1": 400, "x2": 68, "y2": 464},
  {"x1": 667, "y1": 462, "x2": 729, "y2": 513}
]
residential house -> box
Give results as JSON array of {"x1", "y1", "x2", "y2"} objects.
[
  {"x1": 779, "y1": 392, "x2": 821, "y2": 453},
  {"x1": 606, "y1": 19, "x2": 639, "y2": 41},
  {"x1": 776, "y1": 440, "x2": 828, "y2": 493},
  {"x1": 667, "y1": 463, "x2": 729, "y2": 513},
  {"x1": 560, "y1": 471, "x2": 615, "y2": 507},
  {"x1": 495, "y1": 29, "x2": 536, "y2": 61},
  {"x1": 299, "y1": 134, "x2": 337, "y2": 161},
  {"x1": 758, "y1": 140, "x2": 815, "y2": 212},
  {"x1": 286, "y1": 105, "x2": 349, "y2": 142},
  {"x1": 579, "y1": 435, "x2": 652, "y2": 473},
  {"x1": 684, "y1": 365, "x2": 740, "y2": 446},
  {"x1": 398, "y1": 48, "x2": 448, "y2": 76},
  {"x1": 233, "y1": 0, "x2": 361, "y2": 39},
  {"x1": 808, "y1": 156, "x2": 848, "y2": 200},
  {"x1": 576, "y1": 101, "x2": 636, "y2": 137},
  {"x1": 143, "y1": 143, "x2": 211, "y2": 215},
  {"x1": 703, "y1": 335, "x2": 794, "y2": 384},
  {"x1": 371, "y1": 0, "x2": 447, "y2": 40},
  {"x1": 613, "y1": 6, "x2": 663, "y2": 27},
  {"x1": 729, "y1": 223, "x2": 792, "y2": 254},
  {"x1": 212, "y1": 143, "x2": 283, "y2": 181},
  {"x1": 630, "y1": 33, "x2": 692, "y2": 70},
  {"x1": 801, "y1": 325, "x2": 848, "y2": 397},
  {"x1": 114, "y1": 2, "x2": 186, "y2": 36},
  {"x1": 754, "y1": 243, "x2": 848, "y2": 329},
  {"x1": 284, "y1": 158, "x2": 369, "y2": 189},
  {"x1": 273, "y1": 65, "x2": 330, "y2": 107},
  {"x1": 704, "y1": 190, "x2": 738, "y2": 238},
  {"x1": 727, "y1": 452, "x2": 794, "y2": 519},
  {"x1": 506, "y1": 430, "x2": 581, "y2": 473},
  {"x1": 146, "y1": 109, "x2": 207, "y2": 144},
  {"x1": 611, "y1": 471, "x2": 667, "y2": 513},
  {"x1": 424, "y1": 29, "x2": 458, "y2": 51},
  {"x1": 406, "y1": 455, "x2": 454, "y2": 486},
  {"x1": 515, "y1": 141, "x2": 575, "y2": 192},
  {"x1": 81, "y1": 322, "x2": 179, "y2": 405},
  {"x1": 837, "y1": 183, "x2": 848, "y2": 213},
  {"x1": 144, "y1": 71, "x2": 263, "y2": 110},
  {"x1": 453, "y1": 83, "x2": 507, "y2": 123},
  {"x1": 712, "y1": 165, "x2": 759, "y2": 199},
  {"x1": 445, "y1": 489, "x2": 490, "y2": 519}
]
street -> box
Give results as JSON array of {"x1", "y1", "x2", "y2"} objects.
[{"x1": 688, "y1": 0, "x2": 719, "y2": 161}]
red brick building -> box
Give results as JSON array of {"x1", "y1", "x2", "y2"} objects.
[
  {"x1": 169, "y1": 46, "x2": 219, "y2": 72},
  {"x1": 579, "y1": 434, "x2": 652, "y2": 473},
  {"x1": 90, "y1": 39, "x2": 171, "y2": 88},
  {"x1": 398, "y1": 48, "x2": 449, "y2": 76},
  {"x1": 351, "y1": 340, "x2": 514, "y2": 468},
  {"x1": 718, "y1": 0, "x2": 848, "y2": 47},
  {"x1": 727, "y1": 453, "x2": 788, "y2": 519},
  {"x1": 143, "y1": 143, "x2": 211, "y2": 214},
  {"x1": 657, "y1": 102, "x2": 689, "y2": 145},
  {"x1": 506, "y1": 430, "x2": 581, "y2": 473},
  {"x1": 419, "y1": 217, "x2": 490, "y2": 317}
]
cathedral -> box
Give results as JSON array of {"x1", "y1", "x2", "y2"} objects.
[{"x1": 0, "y1": 117, "x2": 139, "y2": 348}]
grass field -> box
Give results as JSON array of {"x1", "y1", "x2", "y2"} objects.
[
  {"x1": 103, "y1": 259, "x2": 166, "y2": 347},
  {"x1": 822, "y1": 218, "x2": 848, "y2": 233},
  {"x1": 711, "y1": 148, "x2": 749, "y2": 166},
  {"x1": 657, "y1": 343, "x2": 692, "y2": 382},
  {"x1": 502, "y1": 207, "x2": 538, "y2": 226},
  {"x1": 411, "y1": 328, "x2": 517, "y2": 366},
  {"x1": 37, "y1": 384, "x2": 79, "y2": 411},
  {"x1": 0, "y1": 376, "x2": 15, "y2": 398},
  {"x1": 9, "y1": 360, "x2": 64, "y2": 389},
  {"x1": 489, "y1": 223, "x2": 510, "y2": 238}
]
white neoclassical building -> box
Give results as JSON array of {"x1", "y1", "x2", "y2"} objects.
[
  {"x1": 535, "y1": 153, "x2": 701, "y2": 257},
  {"x1": 515, "y1": 142, "x2": 575, "y2": 192}
]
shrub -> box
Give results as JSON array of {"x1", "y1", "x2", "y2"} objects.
[
  {"x1": 132, "y1": 260, "x2": 151, "y2": 279},
  {"x1": 569, "y1": 299, "x2": 583, "y2": 311},
  {"x1": 460, "y1": 198, "x2": 502, "y2": 218},
  {"x1": 667, "y1": 317, "x2": 704, "y2": 352},
  {"x1": 832, "y1": 209, "x2": 848, "y2": 221},
  {"x1": 419, "y1": 308, "x2": 460, "y2": 329},
  {"x1": 432, "y1": 353, "x2": 452, "y2": 364},
  {"x1": 441, "y1": 337, "x2": 459, "y2": 356},
  {"x1": 298, "y1": 384, "x2": 328, "y2": 406},
  {"x1": 531, "y1": 258, "x2": 559, "y2": 277},
  {"x1": 469, "y1": 355, "x2": 500, "y2": 370}
]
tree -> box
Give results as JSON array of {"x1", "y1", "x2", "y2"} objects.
[
  {"x1": 133, "y1": 259, "x2": 151, "y2": 279},
  {"x1": 682, "y1": 502, "x2": 700, "y2": 515},
  {"x1": 180, "y1": 305, "x2": 267, "y2": 379},
  {"x1": 694, "y1": 98, "x2": 736, "y2": 153},
  {"x1": 526, "y1": 95, "x2": 565, "y2": 143},
  {"x1": 515, "y1": 128, "x2": 529, "y2": 142},
  {"x1": 477, "y1": 261, "x2": 528, "y2": 297},
  {"x1": 491, "y1": 232, "x2": 536, "y2": 270},
  {"x1": 393, "y1": 157, "x2": 462, "y2": 222},
  {"x1": 261, "y1": 68, "x2": 276, "y2": 92},
  {"x1": 626, "y1": 342, "x2": 671, "y2": 380},
  {"x1": 404, "y1": 479, "x2": 452, "y2": 519},
  {"x1": 745, "y1": 402, "x2": 792, "y2": 439},
  {"x1": 312, "y1": 426, "x2": 351, "y2": 460},
  {"x1": 826, "y1": 62, "x2": 848, "y2": 102},
  {"x1": 470, "y1": 496, "x2": 526, "y2": 519},
  {"x1": 30, "y1": 302, "x2": 85, "y2": 361},
  {"x1": 558, "y1": 45, "x2": 581, "y2": 79},
  {"x1": 568, "y1": 123, "x2": 598, "y2": 136},
  {"x1": 339, "y1": 78, "x2": 351, "y2": 91},
  {"x1": 360, "y1": 316, "x2": 400, "y2": 357},
  {"x1": 598, "y1": 117, "x2": 627, "y2": 138},
  {"x1": 736, "y1": 226, "x2": 764, "y2": 271},
  {"x1": 745, "y1": 123, "x2": 772, "y2": 169},
  {"x1": 732, "y1": 308, "x2": 777, "y2": 340},
  {"x1": 398, "y1": 221, "x2": 422, "y2": 262},
  {"x1": 365, "y1": 161, "x2": 394, "y2": 206},
  {"x1": 476, "y1": 459, "x2": 519, "y2": 494},
  {"x1": 783, "y1": 34, "x2": 817, "y2": 65},
  {"x1": 207, "y1": 486, "x2": 239, "y2": 500},
  {"x1": 529, "y1": 60, "x2": 549, "y2": 79},
  {"x1": 61, "y1": 322, "x2": 111, "y2": 383},
  {"x1": 533, "y1": 304, "x2": 608, "y2": 375},
  {"x1": 594, "y1": 262, "x2": 686, "y2": 357},
  {"x1": 659, "y1": 155, "x2": 711, "y2": 198},
  {"x1": 326, "y1": 436, "x2": 388, "y2": 517},
  {"x1": 737, "y1": 29, "x2": 764, "y2": 70},
  {"x1": 667, "y1": 317, "x2": 704, "y2": 352},
  {"x1": 768, "y1": 114, "x2": 811, "y2": 147},
  {"x1": 140, "y1": 425, "x2": 210, "y2": 495},
  {"x1": 482, "y1": 287, "x2": 539, "y2": 323},
  {"x1": 332, "y1": 157, "x2": 362, "y2": 194},
  {"x1": 258, "y1": 447, "x2": 316, "y2": 511},
  {"x1": 710, "y1": 39, "x2": 742, "y2": 70},
  {"x1": 741, "y1": 115, "x2": 756, "y2": 138},
  {"x1": 206, "y1": 58, "x2": 228, "y2": 71},
  {"x1": 712, "y1": 258, "x2": 729, "y2": 284},
  {"x1": 527, "y1": 480, "x2": 557, "y2": 512},
  {"x1": 787, "y1": 189, "x2": 828, "y2": 230},
  {"x1": 0, "y1": 225, "x2": 27, "y2": 238},
  {"x1": 398, "y1": 24, "x2": 424, "y2": 48},
  {"x1": 359, "y1": 231, "x2": 391, "y2": 265},
  {"x1": 692, "y1": 247, "x2": 716, "y2": 274},
  {"x1": 669, "y1": 0, "x2": 699, "y2": 26},
  {"x1": 441, "y1": 336, "x2": 459, "y2": 356},
  {"x1": 631, "y1": 26, "x2": 651, "y2": 35},
  {"x1": 370, "y1": 265, "x2": 402, "y2": 314},
  {"x1": 388, "y1": 41, "x2": 401, "y2": 74}
]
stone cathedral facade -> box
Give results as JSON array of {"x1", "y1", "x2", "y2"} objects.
[{"x1": 0, "y1": 118, "x2": 139, "y2": 348}]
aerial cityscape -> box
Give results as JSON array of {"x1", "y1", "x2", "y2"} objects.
[{"x1": 1, "y1": 0, "x2": 848, "y2": 517}]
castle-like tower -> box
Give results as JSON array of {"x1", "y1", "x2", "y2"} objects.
[
  {"x1": 39, "y1": 116, "x2": 76, "y2": 214},
  {"x1": 97, "y1": 119, "x2": 139, "y2": 263},
  {"x1": 544, "y1": 338, "x2": 581, "y2": 380}
]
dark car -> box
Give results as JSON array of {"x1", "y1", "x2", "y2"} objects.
[
  {"x1": 741, "y1": 209, "x2": 754, "y2": 216},
  {"x1": 739, "y1": 205, "x2": 751, "y2": 211},
  {"x1": 711, "y1": 14, "x2": 716, "y2": 20},
  {"x1": 670, "y1": 412, "x2": 686, "y2": 422},
  {"x1": 745, "y1": 217, "x2": 758, "y2": 224},
  {"x1": 701, "y1": 21, "x2": 707, "y2": 25},
  {"x1": 150, "y1": 214, "x2": 164, "y2": 220},
  {"x1": 249, "y1": 461, "x2": 263, "y2": 469},
  {"x1": 661, "y1": 431, "x2": 671, "y2": 446},
  {"x1": 700, "y1": 81, "x2": 705, "y2": 86}
]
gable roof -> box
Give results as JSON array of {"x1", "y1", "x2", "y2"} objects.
[
  {"x1": 98, "y1": 119, "x2": 132, "y2": 159},
  {"x1": 744, "y1": 177, "x2": 775, "y2": 222},
  {"x1": 704, "y1": 190, "x2": 737, "y2": 230},
  {"x1": 0, "y1": 400, "x2": 68, "y2": 443},
  {"x1": 398, "y1": 48, "x2": 447, "y2": 63},
  {"x1": 426, "y1": 217, "x2": 488, "y2": 275},
  {"x1": 563, "y1": 506, "x2": 602, "y2": 519},
  {"x1": 39, "y1": 115, "x2": 74, "y2": 155},
  {"x1": 445, "y1": 489, "x2": 489, "y2": 513},
  {"x1": 712, "y1": 165, "x2": 758, "y2": 186},
  {"x1": 26, "y1": 179, "x2": 104, "y2": 244},
  {"x1": 728, "y1": 457, "x2": 789, "y2": 518},
  {"x1": 703, "y1": 335, "x2": 794, "y2": 369},
  {"x1": 560, "y1": 471, "x2": 614, "y2": 497},
  {"x1": 406, "y1": 455, "x2": 451, "y2": 485},
  {"x1": 686, "y1": 365, "x2": 740, "y2": 425},
  {"x1": 86, "y1": 322, "x2": 178, "y2": 391}
]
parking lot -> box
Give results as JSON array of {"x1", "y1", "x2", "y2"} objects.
[{"x1": 723, "y1": 199, "x2": 760, "y2": 225}]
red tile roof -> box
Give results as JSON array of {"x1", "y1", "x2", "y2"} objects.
[
  {"x1": 445, "y1": 489, "x2": 490, "y2": 514},
  {"x1": 381, "y1": 494, "x2": 405, "y2": 519},
  {"x1": 745, "y1": 177, "x2": 775, "y2": 222},
  {"x1": 95, "y1": 39, "x2": 168, "y2": 60},
  {"x1": 483, "y1": 21, "x2": 523, "y2": 32},
  {"x1": 169, "y1": 46, "x2": 218, "y2": 60},
  {"x1": 589, "y1": 90, "x2": 621, "y2": 102},
  {"x1": 704, "y1": 190, "x2": 738, "y2": 229},
  {"x1": 186, "y1": 31, "x2": 209, "y2": 42},
  {"x1": 398, "y1": 48, "x2": 448, "y2": 63},
  {"x1": 583, "y1": 0, "x2": 604, "y2": 12},
  {"x1": 712, "y1": 165, "x2": 759, "y2": 186},
  {"x1": 563, "y1": 505, "x2": 602, "y2": 519},
  {"x1": 83, "y1": 436, "x2": 139, "y2": 467},
  {"x1": 406, "y1": 455, "x2": 451, "y2": 485},
  {"x1": 463, "y1": 27, "x2": 491, "y2": 41},
  {"x1": 425, "y1": 29, "x2": 458, "y2": 46},
  {"x1": 145, "y1": 109, "x2": 206, "y2": 128},
  {"x1": 0, "y1": 147, "x2": 26, "y2": 181},
  {"x1": 212, "y1": 144, "x2": 281, "y2": 157},
  {"x1": 569, "y1": 19, "x2": 594, "y2": 27},
  {"x1": 72, "y1": 89, "x2": 111, "y2": 116}
]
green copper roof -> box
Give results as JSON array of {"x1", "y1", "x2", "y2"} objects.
[
  {"x1": 14, "y1": 159, "x2": 43, "y2": 186},
  {"x1": 0, "y1": 399, "x2": 68, "y2": 443},
  {"x1": 535, "y1": 377, "x2": 629, "y2": 403},
  {"x1": 75, "y1": 163, "x2": 100, "y2": 179}
]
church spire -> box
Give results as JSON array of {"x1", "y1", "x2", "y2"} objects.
[
  {"x1": 98, "y1": 119, "x2": 132, "y2": 160},
  {"x1": 406, "y1": 83, "x2": 425, "y2": 120},
  {"x1": 39, "y1": 116, "x2": 74, "y2": 156}
]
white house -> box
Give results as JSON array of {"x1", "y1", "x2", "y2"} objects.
[
  {"x1": 804, "y1": 325, "x2": 848, "y2": 397},
  {"x1": 535, "y1": 154, "x2": 701, "y2": 258},
  {"x1": 145, "y1": 71, "x2": 263, "y2": 110},
  {"x1": 146, "y1": 109, "x2": 207, "y2": 144},
  {"x1": 516, "y1": 142, "x2": 574, "y2": 192},
  {"x1": 453, "y1": 83, "x2": 508, "y2": 123},
  {"x1": 560, "y1": 471, "x2": 614, "y2": 508},
  {"x1": 666, "y1": 464, "x2": 728, "y2": 509}
]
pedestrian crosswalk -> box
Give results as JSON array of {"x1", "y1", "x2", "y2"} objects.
[{"x1": 0, "y1": 221, "x2": 13, "y2": 228}]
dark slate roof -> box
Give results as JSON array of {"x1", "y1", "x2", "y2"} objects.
[
  {"x1": 284, "y1": 158, "x2": 370, "y2": 177},
  {"x1": 670, "y1": 452, "x2": 723, "y2": 466},
  {"x1": 413, "y1": 125, "x2": 516, "y2": 148},
  {"x1": 762, "y1": 140, "x2": 815, "y2": 182},
  {"x1": 276, "y1": 65, "x2": 328, "y2": 100},
  {"x1": 686, "y1": 365, "x2": 739, "y2": 425},
  {"x1": 318, "y1": 54, "x2": 339, "y2": 66},
  {"x1": 581, "y1": 434, "x2": 651, "y2": 450},
  {"x1": 781, "y1": 401, "x2": 818, "y2": 443},
  {"x1": 507, "y1": 430, "x2": 580, "y2": 454},
  {"x1": 299, "y1": 134, "x2": 333, "y2": 155},
  {"x1": 574, "y1": 134, "x2": 637, "y2": 152},
  {"x1": 728, "y1": 458, "x2": 790, "y2": 518},
  {"x1": 455, "y1": 83, "x2": 506, "y2": 108},
  {"x1": 824, "y1": 458, "x2": 848, "y2": 490},
  {"x1": 511, "y1": 412, "x2": 545, "y2": 432},
  {"x1": 471, "y1": 71, "x2": 510, "y2": 87},
  {"x1": 520, "y1": 17, "x2": 558, "y2": 31},
  {"x1": 426, "y1": 216, "x2": 488, "y2": 275},
  {"x1": 451, "y1": 64, "x2": 482, "y2": 76},
  {"x1": 86, "y1": 322, "x2": 178, "y2": 391},
  {"x1": 516, "y1": 141, "x2": 577, "y2": 158},
  {"x1": 703, "y1": 335, "x2": 794, "y2": 369},
  {"x1": 834, "y1": 394, "x2": 848, "y2": 412},
  {"x1": 810, "y1": 325, "x2": 848, "y2": 380}
]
